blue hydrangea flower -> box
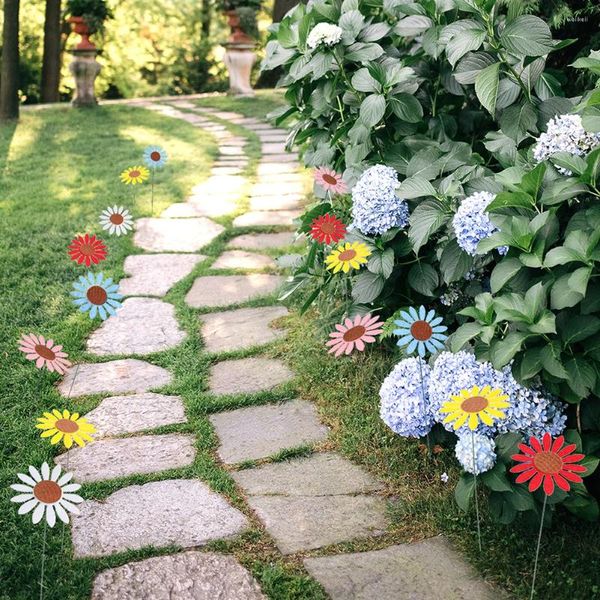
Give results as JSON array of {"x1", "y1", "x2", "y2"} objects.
[
  {"x1": 452, "y1": 191, "x2": 507, "y2": 256},
  {"x1": 143, "y1": 146, "x2": 168, "y2": 169},
  {"x1": 429, "y1": 351, "x2": 567, "y2": 438},
  {"x1": 351, "y1": 165, "x2": 409, "y2": 235},
  {"x1": 71, "y1": 272, "x2": 122, "y2": 320},
  {"x1": 394, "y1": 306, "x2": 447, "y2": 357},
  {"x1": 455, "y1": 432, "x2": 496, "y2": 475},
  {"x1": 379, "y1": 357, "x2": 434, "y2": 438},
  {"x1": 533, "y1": 114, "x2": 600, "y2": 175}
]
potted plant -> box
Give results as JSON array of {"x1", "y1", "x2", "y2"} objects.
[
  {"x1": 218, "y1": 0, "x2": 262, "y2": 45},
  {"x1": 65, "y1": 0, "x2": 113, "y2": 50}
]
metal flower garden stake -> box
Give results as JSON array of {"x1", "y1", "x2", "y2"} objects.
[
  {"x1": 510, "y1": 433, "x2": 586, "y2": 599},
  {"x1": 143, "y1": 146, "x2": 168, "y2": 214}
]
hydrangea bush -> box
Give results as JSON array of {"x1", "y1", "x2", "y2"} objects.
[{"x1": 264, "y1": 0, "x2": 600, "y2": 522}]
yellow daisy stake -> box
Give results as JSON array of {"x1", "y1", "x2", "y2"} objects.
[
  {"x1": 325, "y1": 241, "x2": 371, "y2": 273},
  {"x1": 120, "y1": 165, "x2": 149, "y2": 185},
  {"x1": 36, "y1": 409, "x2": 96, "y2": 449},
  {"x1": 440, "y1": 385, "x2": 509, "y2": 431},
  {"x1": 440, "y1": 385, "x2": 509, "y2": 553}
]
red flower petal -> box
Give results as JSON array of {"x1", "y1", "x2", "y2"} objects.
[
  {"x1": 562, "y1": 463, "x2": 586, "y2": 473},
  {"x1": 554, "y1": 473, "x2": 570, "y2": 492},
  {"x1": 543, "y1": 473, "x2": 555, "y2": 495},
  {"x1": 512, "y1": 453, "x2": 534, "y2": 463},
  {"x1": 515, "y1": 469, "x2": 537, "y2": 484},
  {"x1": 542, "y1": 433, "x2": 552, "y2": 452},
  {"x1": 551, "y1": 436, "x2": 565, "y2": 453},
  {"x1": 530, "y1": 437, "x2": 543, "y2": 452},
  {"x1": 528, "y1": 472, "x2": 544, "y2": 492},
  {"x1": 560, "y1": 470, "x2": 584, "y2": 483},
  {"x1": 510, "y1": 463, "x2": 532, "y2": 473},
  {"x1": 558, "y1": 443, "x2": 578, "y2": 457},
  {"x1": 517, "y1": 443, "x2": 535, "y2": 456},
  {"x1": 562, "y1": 453, "x2": 585, "y2": 463}
]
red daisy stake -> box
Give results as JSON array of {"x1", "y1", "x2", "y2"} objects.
[
  {"x1": 68, "y1": 234, "x2": 107, "y2": 267},
  {"x1": 310, "y1": 214, "x2": 346, "y2": 245},
  {"x1": 511, "y1": 433, "x2": 586, "y2": 600}
]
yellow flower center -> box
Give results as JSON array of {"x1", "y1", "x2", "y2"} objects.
[
  {"x1": 35, "y1": 344, "x2": 56, "y2": 361},
  {"x1": 533, "y1": 452, "x2": 563, "y2": 475},
  {"x1": 33, "y1": 480, "x2": 62, "y2": 504},
  {"x1": 410, "y1": 320, "x2": 432, "y2": 341},
  {"x1": 460, "y1": 395, "x2": 488, "y2": 413},
  {"x1": 338, "y1": 248, "x2": 357, "y2": 261},
  {"x1": 343, "y1": 325, "x2": 366, "y2": 342},
  {"x1": 55, "y1": 418, "x2": 79, "y2": 434},
  {"x1": 86, "y1": 285, "x2": 107, "y2": 305}
]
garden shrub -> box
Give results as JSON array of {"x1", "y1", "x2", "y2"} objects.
[{"x1": 263, "y1": 0, "x2": 600, "y2": 523}]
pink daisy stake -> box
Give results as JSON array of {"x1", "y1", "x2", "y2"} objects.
[
  {"x1": 314, "y1": 166, "x2": 348, "y2": 195},
  {"x1": 19, "y1": 334, "x2": 71, "y2": 375},
  {"x1": 327, "y1": 314, "x2": 384, "y2": 357}
]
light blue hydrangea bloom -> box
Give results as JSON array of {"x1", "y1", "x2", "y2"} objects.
[
  {"x1": 455, "y1": 432, "x2": 496, "y2": 475},
  {"x1": 379, "y1": 357, "x2": 434, "y2": 438},
  {"x1": 452, "y1": 191, "x2": 507, "y2": 256},
  {"x1": 71, "y1": 272, "x2": 122, "y2": 320},
  {"x1": 429, "y1": 351, "x2": 566, "y2": 438},
  {"x1": 393, "y1": 305, "x2": 448, "y2": 357},
  {"x1": 351, "y1": 165, "x2": 409, "y2": 236}
]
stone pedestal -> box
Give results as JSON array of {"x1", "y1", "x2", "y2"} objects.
[
  {"x1": 69, "y1": 49, "x2": 101, "y2": 108},
  {"x1": 224, "y1": 44, "x2": 256, "y2": 97}
]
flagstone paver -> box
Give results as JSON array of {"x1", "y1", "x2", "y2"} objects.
[
  {"x1": 185, "y1": 274, "x2": 284, "y2": 308},
  {"x1": 134, "y1": 217, "x2": 224, "y2": 252},
  {"x1": 227, "y1": 232, "x2": 298, "y2": 250},
  {"x1": 257, "y1": 163, "x2": 300, "y2": 176},
  {"x1": 59, "y1": 359, "x2": 172, "y2": 397},
  {"x1": 56, "y1": 433, "x2": 196, "y2": 482},
  {"x1": 86, "y1": 297, "x2": 185, "y2": 356},
  {"x1": 211, "y1": 250, "x2": 276, "y2": 270},
  {"x1": 200, "y1": 306, "x2": 288, "y2": 353},
  {"x1": 120, "y1": 254, "x2": 204, "y2": 297},
  {"x1": 210, "y1": 400, "x2": 328, "y2": 463},
  {"x1": 233, "y1": 210, "x2": 301, "y2": 227},
  {"x1": 249, "y1": 196, "x2": 302, "y2": 211},
  {"x1": 91, "y1": 552, "x2": 266, "y2": 600},
  {"x1": 303, "y1": 537, "x2": 500, "y2": 600},
  {"x1": 162, "y1": 198, "x2": 237, "y2": 218},
  {"x1": 72, "y1": 479, "x2": 249, "y2": 557},
  {"x1": 251, "y1": 182, "x2": 305, "y2": 196},
  {"x1": 233, "y1": 453, "x2": 387, "y2": 554},
  {"x1": 85, "y1": 392, "x2": 186, "y2": 436},
  {"x1": 209, "y1": 357, "x2": 293, "y2": 395}
]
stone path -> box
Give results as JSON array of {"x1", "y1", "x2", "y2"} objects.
[{"x1": 59, "y1": 97, "x2": 501, "y2": 599}]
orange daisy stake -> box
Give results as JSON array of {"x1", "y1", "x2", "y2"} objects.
[
  {"x1": 511, "y1": 434, "x2": 586, "y2": 600},
  {"x1": 68, "y1": 234, "x2": 107, "y2": 267}
]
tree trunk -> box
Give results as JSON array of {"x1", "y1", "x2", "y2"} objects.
[
  {"x1": 272, "y1": 0, "x2": 300, "y2": 23},
  {"x1": 0, "y1": 0, "x2": 21, "y2": 120},
  {"x1": 200, "y1": 0, "x2": 211, "y2": 39},
  {"x1": 41, "y1": 0, "x2": 62, "y2": 103}
]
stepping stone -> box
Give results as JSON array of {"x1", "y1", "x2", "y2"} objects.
[
  {"x1": 167, "y1": 100, "x2": 198, "y2": 109},
  {"x1": 249, "y1": 196, "x2": 301, "y2": 211},
  {"x1": 233, "y1": 211, "x2": 301, "y2": 227},
  {"x1": 135, "y1": 218, "x2": 224, "y2": 252},
  {"x1": 220, "y1": 145, "x2": 246, "y2": 156},
  {"x1": 257, "y1": 164, "x2": 299, "y2": 176},
  {"x1": 190, "y1": 176, "x2": 246, "y2": 195},
  {"x1": 210, "y1": 399, "x2": 328, "y2": 463},
  {"x1": 200, "y1": 306, "x2": 289, "y2": 353},
  {"x1": 251, "y1": 183, "x2": 304, "y2": 196},
  {"x1": 209, "y1": 357, "x2": 293, "y2": 395},
  {"x1": 206, "y1": 110, "x2": 242, "y2": 120},
  {"x1": 86, "y1": 298, "x2": 186, "y2": 356},
  {"x1": 213, "y1": 159, "x2": 249, "y2": 169},
  {"x1": 227, "y1": 232, "x2": 298, "y2": 250},
  {"x1": 58, "y1": 359, "x2": 172, "y2": 398},
  {"x1": 211, "y1": 166, "x2": 244, "y2": 176},
  {"x1": 256, "y1": 133, "x2": 289, "y2": 143},
  {"x1": 303, "y1": 537, "x2": 500, "y2": 600},
  {"x1": 185, "y1": 274, "x2": 283, "y2": 308},
  {"x1": 261, "y1": 143, "x2": 287, "y2": 154},
  {"x1": 120, "y1": 254, "x2": 203, "y2": 297},
  {"x1": 71, "y1": 479, "x2": 249, "y2": 558},
  {"x1": 259, "y1": 153, "x2": 299, "y2": 163},
  {"x1": 55, "y1": 434, "x2": 196, "y2": 483},
  {"x1": 85, "y1": 392, "x2": 187, "y2": 437},
  {"x1": 233, "y1": 453, "x2": 387, "y2": 554},
  {"x1": 255, "y1": 173, "x2": 305, "y2": 184},
  {"x1": 163, "y1": 197, "x2": 237, "y2": 218},
  {"x1": 91, "y1": 551, "x2": 266, "y2": 600},
  {"x1": 211, "y1": 250, "x2": 276, "y2": 270}
]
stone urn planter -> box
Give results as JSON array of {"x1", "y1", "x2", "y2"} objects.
[
  {"x1": 225, "y1": 10, "x2": 254, "y2": 44},
  {"x1": 68, "y1": 16, "x2": 97, "y2": 51}
]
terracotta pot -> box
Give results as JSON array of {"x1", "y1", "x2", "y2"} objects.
[
  {"x1": 68, "y1": 16, "x2": 97, "y2": 51},
  {"x1": 225, "y1": 10, "x2": 254, "y2": 45}
]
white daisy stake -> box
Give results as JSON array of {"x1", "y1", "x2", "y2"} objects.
[
  {"x1": 99, "y1": 205, "x2": 133, "y2": 236},
  {"x1": 11, "y1": 462, "x2": 83, "y2": 599}
]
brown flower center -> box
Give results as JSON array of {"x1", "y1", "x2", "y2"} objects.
[
  {"x1": 320, "y1": 221, "x2": 335, "y2": 235},
  {"x1": 109, "y1": 213, "x2": 124, "y2": 225},
  {"x1": 79, "y1": 243, "x2": 94, "y2": 256},
  {"x1": 129, "y1": 169, "x2": 140, "y2": 178},
  {"x1": 55, "y1": 418, "x2": 79, "y2": 434},
  {"x1": 33, "y1": 480, "x2": 62, "y2": 504},
  {"x1": 150, "y1": 151, "x2": 161, "y2": 161},
  {"x1": 460, "y1": 396, "x2": 489, "y2": 413},
  {"x1": 533, "y1": 451, "x2": 563, "y2": 475},
  {"x1": 87, "y1": 285, "x2": 107, "y2": 305},
  {"x1": 343, "y1": 325, "x2": 366, "y2": 342},
  {"x1": 410, "y1": 320, "x2": 432, "y2": 341},
  {"x1": 338, "y1": 249, "x2": 357, "y2": 261},
  {"x1": 34, "y1": 344, "x2": 56, "y2": 361},
  {"x1": 322, "y1": 173, "x2": 338, "y2": 185}
]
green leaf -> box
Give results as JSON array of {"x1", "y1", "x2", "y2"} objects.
[
  {"x1": 520, "y1": 163, "x2": 546, "y2": 199},
  {"x1": 339, "y1": 10, "x2": 365, "y2": 44},
  {"x1": 367, "y1": 247, "x2": 395, "y2": 279},
  {"x1": 500, "y1": 15, "x2": 553, "y2": 57},
  {"x1": 440, "y1": 239, "x2": 473, "y2": 283},
  {"x1": 540, "y1": 343, "x2": 568, "y2": 379},
  {"x1": 450, "y1": 322, "x2": 483, "y2": 352},
  {"x1": 490, "y1": 332, "x2": 528, "y2": 368},
  {"x1": 568, "y1": 266, "x2": 592, "y2": 296},
  {"x1": 345, "y1": 42, "x2": 384, "y2": 62},
  {"x1": 406, "y1": 147, "x2": 443, "y2": 180},
  {"x1": 455, "y1": 473, "x2": 476, "y2": 512},
  {"x1": 550, "y1": 273, "x2": 583, "y2": 309},
  {"x1": 351, "y1": 68, "x2": 381, "y2": 93},
  {"x1": 559, "y1": 315, "x2": 600, "y2": 345},
  {"x1": 540, "y1": 178, "x2": 589, "y2": 206},
  {"x1": 446, "y1": 28, "x2": 486, "y2": 67},
  {"x1": 544, "y1": 246, "x2": 585, "y2": 268},
  {"x1": 550, "y1": 152, "x2": 587, "y2": 176},
  {"x1": 490, "y1": 258, "x2": 522, "y2": 293},
  {"x1": 359, "y1": 93, "x2": 386, "y2": 127},
  {"x1": 351, "y1": 270, "x2": 385, "y2": 303},
  {"x1": 394, "y1": 15, "x2": 433, "y2": 36},
  {"x1": 582, "y1": 147, "x2": 600, "y2": 186},
  {"x1": 481, "y1": 463, "x2": 512, "y2": 492},
  {"x1": 359, "y1": 22, "x2": 391, "y2": 42},
  {"x1": 474, "y1": 62, "x2": 500, "y2": 115},
  {"x1": 499, "y1": 102, "x2": 538, "y2": 142},
  {"x1": 408, "y1": 262, "x2": 439, "y2": 296},
  {"x1": 397, "y1": 176, "x2": 437, "y2": 199},
  {"x1": 486, "y1": 191, "x2": 534, "y2": 212},
  {"x1": 408, "y1": 200, "x2": 450, "y2": 252},
  {"x1": 564, "y1": 357, "x2": 596, "y2": 398},
  {"x1": 389, "y1": 93, "x2": 423, "y2": 123},
  {"x1": 454, "y1": 51, "x2": 496, "y2": 85}
]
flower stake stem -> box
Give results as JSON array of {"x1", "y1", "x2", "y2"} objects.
[
  {"x1": 471, "y1": 431, "x2": 482, "y2": 552},
  {"x1": 39, "y1": 520, "x2": 47, "y2": 600},
  {"x1": 530, "y1": 494, "x2": 547, "y2": 600},
  {"x1": 417, "y1": 358, "x2": 431, "y2": 454},
  {"x1": 151, "y1": 167, "x2": 155, "y2": 215}
]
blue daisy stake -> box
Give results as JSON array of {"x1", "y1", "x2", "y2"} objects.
[
  {"x1": 143, "y1": 145, "x2": 168, "y2": 214},
  {"x1": 393, "y1": 306, "x2": 448, "y2": 452},
  {"x1": 71, "y1": 272, "x2": 122, "y2": 320}
]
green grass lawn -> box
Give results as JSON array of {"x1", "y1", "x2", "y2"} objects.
[{"x1": 1, "y1": 92, "x2": 599, "y2": 600}]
